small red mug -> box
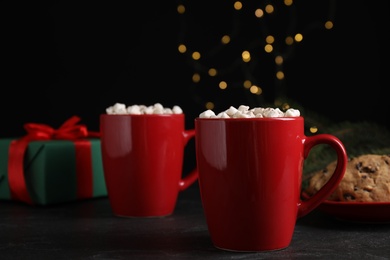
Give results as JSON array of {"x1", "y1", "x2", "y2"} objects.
[
  {"x1": 195, "y1": 116, "x2": 347, "y2": 251},
  {"x1": 100, "y1": 114, "x2": 198, "y2": 217}
]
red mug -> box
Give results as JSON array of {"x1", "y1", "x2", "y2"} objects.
[
  {"x1": 195, "y1": 116, "x2": 347, "y2": 251},
  {"x1": 100, "y1": 114, "x2": 198, "y2": 217}
]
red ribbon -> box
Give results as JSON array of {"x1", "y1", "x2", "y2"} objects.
[{"x1": 7, "y1": 116, "x2": 100, "y2": 205}]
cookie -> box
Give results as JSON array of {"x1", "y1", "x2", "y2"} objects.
[{"x1": 305, "y1": 154, "x2": 390, "y2": 202}]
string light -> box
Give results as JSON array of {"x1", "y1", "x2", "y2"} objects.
[{"x1": 177, "y1": 1, "x2": 336, "y2": 112}]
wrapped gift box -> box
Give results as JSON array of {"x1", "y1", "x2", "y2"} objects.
[{"x1": 0, "y1": 138, "x2": 107, "y2": 205}]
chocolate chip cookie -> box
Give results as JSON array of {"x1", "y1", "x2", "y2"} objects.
[{"x1": 305, "y1": 154, "x2": 390, "y2": 202}]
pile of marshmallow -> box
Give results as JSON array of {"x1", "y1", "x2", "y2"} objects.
[
  {"x1": 106, "y1": 103, "x2": 183, "y2": 115},
  {"x1": 199, "y1": 105, "x2": 300, "y2": 118}
]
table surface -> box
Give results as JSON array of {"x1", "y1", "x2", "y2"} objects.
[{"x1": 1, "y1": 185, "x2": 390, "y2": 260}]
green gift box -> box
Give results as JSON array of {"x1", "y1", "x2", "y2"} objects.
[{"x1": 0, "y1": 138, "x2": 107, "y2": 205}]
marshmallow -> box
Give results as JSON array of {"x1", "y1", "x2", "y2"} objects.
[
  {"x1": 262, "y1": 108, "x2": 284, "y2": 118},
  {"x1": 106, "y1": 103, "x2": 183, "y2": 115},
  {"x1": 106, "y1": 103, "x2": 127, "y2": 114},
  {"x1": 172, "y1": 105, "x2": 183, "y2": 114},
  {"x1": 225, "y1": 106, "x2": 238, "y2": 116},
  {"x1": 284, "y1": 108, "x2": 301, "y2": 117},
  {"x1": 199, "y1": 106, "x2": 300, "y2": 118},
  {"x1": 199, "y1": 110, "x2": 216, "y2": 118},
  {"x1": 126, "y1": 105, "x2": 142, "y2": 114}
]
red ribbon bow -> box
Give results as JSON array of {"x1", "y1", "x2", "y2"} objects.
[{"x1": 7, "y1": 116, "x2": 100, "y2": 204}]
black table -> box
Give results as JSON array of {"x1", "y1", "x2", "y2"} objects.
[{"x1": 1, "y1": 185, "x2": 390, "y2": 259}]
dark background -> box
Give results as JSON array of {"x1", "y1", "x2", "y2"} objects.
[{"x1": 2, "y1": 1, "x2": 389, "y2": 137}]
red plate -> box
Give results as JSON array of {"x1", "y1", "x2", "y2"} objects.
[
  {"x1": 302, "y1": 192, "x2": 390, "y2": 223},
  {"x1": 317, "y1": 200, "x2": 390, "y2": 223}
]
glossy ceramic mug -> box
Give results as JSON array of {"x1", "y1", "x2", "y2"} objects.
[
  {"x1": 195, "y1": 116, "x2": 347, "y2": 251},
  {"x1": 100, "y1": 114, "x2": 198, "y2": 217}
]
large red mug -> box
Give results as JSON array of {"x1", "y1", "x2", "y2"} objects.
[
  {"x1": 195, "y1": 116, "x2": 347, "y2": 251},
  {"x1": 100, "y1": 113, "x2": 198, "y2": 217}
]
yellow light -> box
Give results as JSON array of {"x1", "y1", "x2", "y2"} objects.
[
  {"x1": 325, "y1": 20, "x2": 333, "y2": 30},
  {"x1": 282, "y1": 103, "x2": 290, "y2": 110},
  {"x1": 285, "y1": 36, "x2": 294, "y2": 45},
  {"x1": 208, "y1": 68, "x2": 217, "y2": 76},
  {"x1": 177, "y1": 4, "x2": 185, "y2": 14},
  {"x1": 264, "y1": 44, "x2": 273, "y2": 53},
  {"x1": 294, "y1": 33, "x2": 303, "y2": 42},
  {"x1": 276, "y1": 71, "x2": 285, "y2": 80},
  {"x1": 266, "y1": 35, "x2": 274, "y2": 44},
  {"x1": 250, "y1": 85, "x2": 262, "y2": 95},
  {"x1": 310, "y1": 126, "x2": 318, "y2": 133},
  {"x1": 284, "y1": 0, "x2": 293, "y2": 6},
  {"x1": 274, "y1": 99, "x2": 283, "y2": 107},
  {"x1": 275, "y1": 55, "x2": 283, "y2": 65},
  {"x1": 219, "y1": 81, "x2": 227, "y2": 90},
  {"x1": 178, "y1": 44, "x2": 186, "y2": 54},
  {"x1": 234, "y1": 1, "x2": 243, "y2": 10},
  {"x1": 192, "y1": 73, "x2": 200, "y2": 83},
  {"x1": 242, "y1": 51, "x2": 251, "y2": 62},
  {"x1": 205, "y1": 102, "x2": 214, "y2": 110},
  {"x1": 221, "y1": 35, "x2": 231, "y2": 44},
  {"x1": 265, "y1": 4, "x2": 274, "y2": 14},
  {"x1": 192, "y1": 51, "x2": 201, "y2": 60},
  {"x1": 243, "y1": 80, "x2": 251, "y2": 89},
  {"x1": 254, "y1": 9, "x2": 264, "y2": 18}
]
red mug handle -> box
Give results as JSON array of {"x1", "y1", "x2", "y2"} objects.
[
  {"x1": 298, "y1": 134, "x2": 347, "y2": 218},
  {"x1": 179, "y1": 129, "x2": 198, "y2": 191}
]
